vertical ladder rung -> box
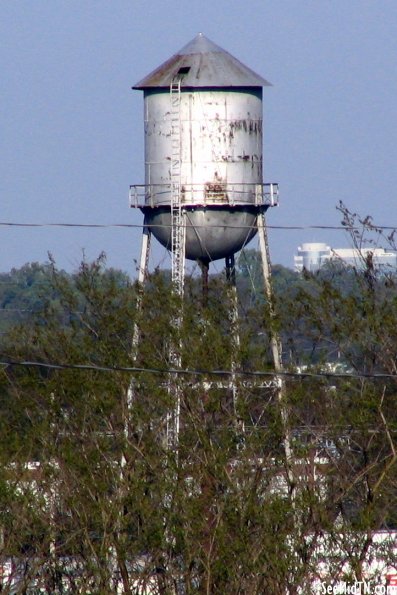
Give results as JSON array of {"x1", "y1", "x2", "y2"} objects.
[{"x1": 168, "y1": 77, "x2": 184, "y2": 453}]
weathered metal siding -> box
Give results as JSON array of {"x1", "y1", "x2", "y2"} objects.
[
  {"x1": 143, "y1": 87, "x2": 263, "y2": 207},
  {"x1": 133, "y1": 33, "x2": 272, "y2": 262}
]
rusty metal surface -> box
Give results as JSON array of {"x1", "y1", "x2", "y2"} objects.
[
  {"x1": 134, "y1": 33, "x2": 271, "y2": 89},
  {"x1": 132, "y1": 34, "x2": 273, "y2": 261},
  {"x1": 143, "y1": 88, "x2": 263, "y2": 208}
]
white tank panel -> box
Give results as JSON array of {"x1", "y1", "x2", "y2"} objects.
[{"x1": 144, "y1": 88, "x2": 263, "y2": 206}]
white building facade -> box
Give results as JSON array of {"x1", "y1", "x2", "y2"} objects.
[{"x1": 294, "y1": 242, "x2": 397, "y2": 273}]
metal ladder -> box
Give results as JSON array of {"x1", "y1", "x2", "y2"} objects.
[
  {"x1": 170, "y1": 78, "x2": 185, "y2": 298},
  {"x1": 167, "y1": 78, "x2": 185, "y2": 453}
]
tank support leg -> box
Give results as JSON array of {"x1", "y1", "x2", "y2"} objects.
[
  {"x1": 225, "y1": 255, "x2": 243, "y2": 436},
  {"x1": 124, "y1": 220, "x2": 152, "y2": 447},
  {"x1": 257, "y1": 210, "x2": 295, "y2": 497},
  {"x1": 117, "y1": 222, "x2": 152, "y2": 574},
  {"x1": 199, "y1": 259, "x2": 209, "y2": 308},
  {"x1": 136, "y1": 220, "x2": 152, "y2": 286},
  {"x1": 130, "y1": 220, "x2": 151, "y2": 358}
]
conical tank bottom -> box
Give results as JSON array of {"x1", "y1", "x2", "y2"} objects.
[{"x1": 144, "y1": 207, "x2": 260, "y2": 262}]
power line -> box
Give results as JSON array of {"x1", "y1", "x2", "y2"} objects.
[
  {"x1": 1, "y1": 358, "x2": 396, "y2": 381},
  {"x1": 0, "y1": 221, "x2": 395, "y2": 232}
]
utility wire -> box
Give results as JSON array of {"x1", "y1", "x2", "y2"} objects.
[
  {"x1": 0, "y1": 221, "x2": 395, "y2": 231},
  {"x1": 1, "y1": 359, "x2": 396, "y2": 381}
]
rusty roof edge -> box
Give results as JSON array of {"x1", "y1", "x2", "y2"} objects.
[{"x1": 133, "y1": 33, "x2": 271, "y2": 89}]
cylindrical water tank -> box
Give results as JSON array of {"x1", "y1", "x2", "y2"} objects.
[{"x1": 133, "y1": 33, "x2": 271, "y2": 262}]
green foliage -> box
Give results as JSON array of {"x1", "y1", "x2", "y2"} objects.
[{"x1": 0, "y1": 207, "x2": 397, "y2": 591}]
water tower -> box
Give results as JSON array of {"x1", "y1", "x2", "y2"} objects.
[
  {"x1": 129, "y1": 34, "x2": 281, "y2": 450},
  {"x1": 129, "y1": 33, "x2": 278, "y2": 293}
]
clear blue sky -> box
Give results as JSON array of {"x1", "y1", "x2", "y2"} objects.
[{"x1": 1, "y1": 0, "x2": 397, "y2": 275}]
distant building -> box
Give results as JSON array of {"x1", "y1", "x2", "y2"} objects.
[
  {"x1": 294, "y1": 243, "x2": 331, "y2": 273},
  {"x1": 294, "y1": 242, "x2": 397, "y2": 273}
]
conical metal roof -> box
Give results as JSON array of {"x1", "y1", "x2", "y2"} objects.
[{"x1": 133, "y1": 33, "x2": 271, "y2": 89}]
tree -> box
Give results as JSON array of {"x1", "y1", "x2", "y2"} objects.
[{"x1": 0, "y1": 208, "x2": 396, "y2": 592}]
